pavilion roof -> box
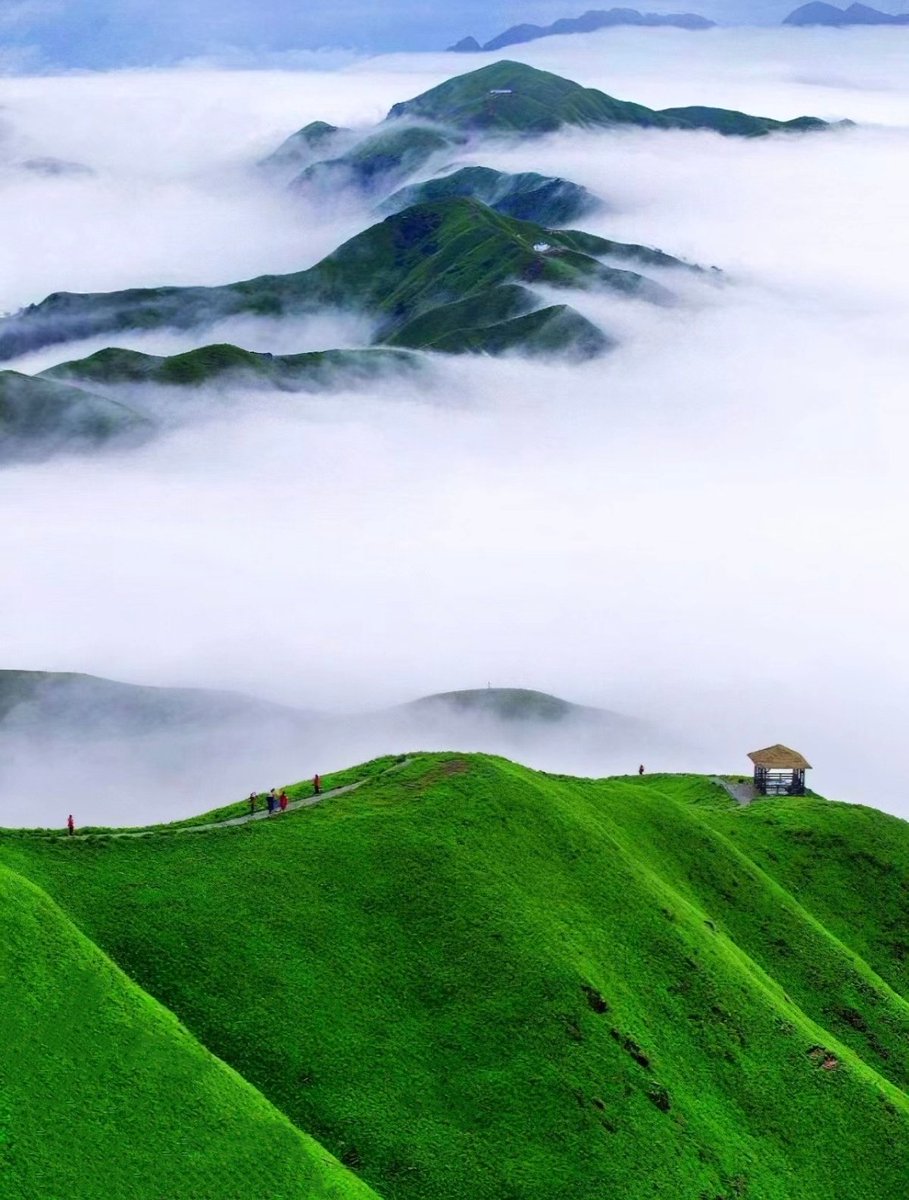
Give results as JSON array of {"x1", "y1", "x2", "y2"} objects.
[{"x1": 748, "y1": 744, "x2": 812, "y2": 770}]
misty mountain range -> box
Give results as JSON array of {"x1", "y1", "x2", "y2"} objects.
[
  {"x1": 0, "y1": 60, "x2": 843, "y2": 466},
  {"x1": 448, "y1": 8, "x2": 715, "y2": 52}
]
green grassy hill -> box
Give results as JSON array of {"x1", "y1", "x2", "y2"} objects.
[
  {"x1": 386, "y1": 60, "x2": 836, "y2": 136},
  {"x1": 0, "y1": 198, "x2": 676, "y2": 364},
  {"x1": 2, "y1": 754, "x2": 908, "y2": 1200},
  {"x1": 0, "y1": 863, "x2": 381, "y2": 1200}
]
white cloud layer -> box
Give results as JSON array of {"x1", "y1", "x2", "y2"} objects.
[{"x1": 1, "y1": 27, "x2": 908, "y2": 821}]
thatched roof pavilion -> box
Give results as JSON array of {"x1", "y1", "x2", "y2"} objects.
[{"x1": 748, "y1": 745, "x2": 811, "y2": 795}]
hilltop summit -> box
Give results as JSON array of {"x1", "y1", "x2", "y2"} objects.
[{"x1": 386, "y1": 60, "x2": 836, "y2": 136}]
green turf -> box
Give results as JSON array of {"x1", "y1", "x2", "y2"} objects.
[
  {"x1": 0, "y1": 864, "x2": 381, "y2": 1200},
  {"x1": 2, "y1": 754, "x2": 907, "y2": 1200}
]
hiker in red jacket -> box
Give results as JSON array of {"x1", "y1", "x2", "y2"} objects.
[
  {"x1": 67, "y1": 814, "x2": 75, "y2": 836},
  {"x1": 279, "y1": 791, "x2": 289, "y2": 813},
  {"x1": 313, "y1": 773, "x2": 321, "y2": 796}
]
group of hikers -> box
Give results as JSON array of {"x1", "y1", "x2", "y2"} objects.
[
  {"x1": 64, "y1": 773, "x2": 324, "y2": 835},
  {"x1": 249, "y1": 774, "x2": 322, "y2": 817}
]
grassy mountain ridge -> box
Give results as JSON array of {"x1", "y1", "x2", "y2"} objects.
[
  {"x1": 386, "y1": 60, "x2": 837, "y2": 137},
  {"x1": 42, "y1": 344, "x2": 420, "y2": 392},
  {"x1": 3, "y1": 753, "x2": 907, "y2": 1199},
  {"x1": 0, "y1": 863, "x2": 381, "y2": 1200},
  {"x1": 0, "y1": 198, "x2": 675, "y2": 364}
]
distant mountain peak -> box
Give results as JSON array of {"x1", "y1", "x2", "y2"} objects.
[{"x1": 448, "y1": 35, "x2": 482, "y2": 52}]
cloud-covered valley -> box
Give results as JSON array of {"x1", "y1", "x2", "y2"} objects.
[{"x1": 1, "y1": 27, "x2": 907, "y2": 823}]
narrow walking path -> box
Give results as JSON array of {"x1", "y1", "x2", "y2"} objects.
[
  {"x1": 54, "y1": 759, "x2": 413, "y2": 841},
  {"x1": 710, "y1": 776, "x2": 755, "y2": 807}
]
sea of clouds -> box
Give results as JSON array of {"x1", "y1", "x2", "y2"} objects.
[{"x1": 1, "y1": 26, "x2": 907, "y2": 823}]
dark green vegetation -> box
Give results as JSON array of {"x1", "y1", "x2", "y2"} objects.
[
  {"x1": 294, "y1": 126, "x2": 462, "y2": 195},
  {"x1": 386, "y1": 60, "x2": 837, "y2": 136},
  {"x1": 451, "y1": 8, "x2": 715, "y2": 51},
  {"x1": 0, "y1": 369, "x2": 149, "y2": 462},
  {"x1": 44, "y1": 344, "x2": 420, "y2": 392},
  {"x1": 0, "y1": 864, "x2": 380, "y2": 1199},
  {"x1": 2, "y1": 754, "x2": 908, "y2": 1199},
  {"x1": 0, "y1": 198, "x2": 679, "y2": 364},
  {"x1": 381, "y1": 165, "x2": 600, "y2": 226}
]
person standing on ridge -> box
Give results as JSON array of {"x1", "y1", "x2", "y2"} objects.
[
  {"x1": 279, "y1": 790, "x2": 288, "y2": 813},
  {"x1": 638, "y1": 764, "x2": 645, "y2": 776},
  {"x1": 267, "y1": 789, "x2": 277, "y2": 815},
  {"x1": 313, "y1": 774, "x2": 321, "y2": 796},
  {"x1": 66, "y1": 814, "x2": 75, "y2": 836},
  {"x1": 248, "y1": 792, "x2": 257, "y2": 815}
]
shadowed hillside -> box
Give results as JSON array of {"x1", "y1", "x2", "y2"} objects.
[{"x1": 3, "y1": 754, "x2": 907, "y2": 1200}]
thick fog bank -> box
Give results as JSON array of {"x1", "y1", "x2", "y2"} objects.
[{"x1": 1, "y1": 29, "x2": 908, "y2": 820}]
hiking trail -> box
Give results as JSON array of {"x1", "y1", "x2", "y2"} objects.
[{"x1": 58, "y1": 758, "x2": 413, "y2": 841}]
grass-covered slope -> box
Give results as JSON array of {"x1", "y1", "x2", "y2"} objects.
[
  {"x1": 386, "y1": 60, "x2": 837, "y2": 137},
  {"x1": 3, "y1": 755, "x2": 908, "y2": 1200},
  {"x1": 43, "y1": 343, "x2": 420, "y2": 392},
  {"x1": 0, "y1": 198, "x2": 672, "y2": 363},
  {"x1": 0, "y1": 863, "x2": 381, "y2": 1200},
  {"x1": 0, "y1": 369, "x2": 149, "y2": 462},
  {"x1": 381, "y1": 166, "x2": 600, "y2": 226}
]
